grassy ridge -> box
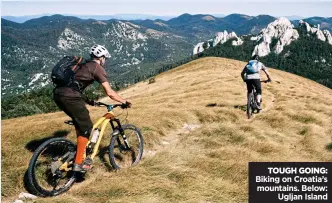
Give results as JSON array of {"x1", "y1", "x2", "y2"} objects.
[{"x1": 2, "y1": 57, "x2": 332, "y2": 202}]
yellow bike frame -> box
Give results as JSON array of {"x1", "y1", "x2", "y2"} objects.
[
  {"x1": 59, "y1": 108, "x2": 117, "y2": 171},
  {"x1": 87, "y1": 110, "x2": 116, "y2": 160}
]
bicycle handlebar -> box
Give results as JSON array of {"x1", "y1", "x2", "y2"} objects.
[
  {"x1": 94, "y1": 101, "x2": 125, "y2": 109},
  {"x1": 244, "y1": 79, "x2": 271, "y2": 83},
  {"x1": 261, "y1": 80, "x2": 271, "y2": 83}
]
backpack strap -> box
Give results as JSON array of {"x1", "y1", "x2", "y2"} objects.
[
  {"x1": 70, "y1": 56, "x2": 84, "y2": 92},
  {"x1": 71, "y1": 56, "x2": 83, "y2": 73}
]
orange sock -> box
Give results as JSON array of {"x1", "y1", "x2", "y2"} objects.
[{"x1": 75, "y1": 136, "x2": 89, "y2": 164}]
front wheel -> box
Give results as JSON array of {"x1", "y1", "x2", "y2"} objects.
[
  {"x1": 109, "y1": 124, "x2": 144, "y2": 170},
  {"x1": 27, "y1": 137, "x2": 76, "y2": 197}
]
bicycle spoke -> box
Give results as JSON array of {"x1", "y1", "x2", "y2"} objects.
[{"x1": 52, "y1": 177, "x2": 60, "y2": 191}]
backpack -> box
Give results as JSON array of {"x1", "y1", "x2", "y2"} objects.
[
  {"x1": 51, "y1": 56, "x2": 85, "y2": 90},
  {"x1": 245, "y1": 60, "x2": 260, "y2": 74}
]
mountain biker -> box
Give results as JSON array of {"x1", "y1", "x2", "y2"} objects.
[
  {"x1": 53, "y1": 44, "x2": 131, "y2": 173},
  {"x1": 241, "y1": 54, "x2": 271, "y2": 110}
]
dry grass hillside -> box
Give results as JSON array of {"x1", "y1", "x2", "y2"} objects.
[{"x1": 2, "y1": 57, "x2": 332, "y2": 203}]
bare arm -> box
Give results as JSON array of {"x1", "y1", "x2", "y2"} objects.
[
  {"x1": 101, "y1": 82, "x2": 126, "y2": 104},
  {"x1": 262, "y1": 69, "x2": 271, "y2": 80}
]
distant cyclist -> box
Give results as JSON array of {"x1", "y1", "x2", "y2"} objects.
[
  {"x1": 241, "y1": 54, "x2": 271, "y2": 110},
  {"x1": 53, "y1": 45, "x2": 131, "y2": 173}
]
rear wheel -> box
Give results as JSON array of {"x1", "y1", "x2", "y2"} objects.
[
  {"x1": 27, "y1": 137, "x2": 76, "y2": 196},
  {"x1": 109, "y1": 124, "x2": 144, "y2": 170},
  {"x1": 247, "y1": 93, "x2": 254, "y2": 119}
]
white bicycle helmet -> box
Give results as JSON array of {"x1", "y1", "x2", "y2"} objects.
[{"x1": 90, "y1": 45, "x2": 111, "y2": 58}]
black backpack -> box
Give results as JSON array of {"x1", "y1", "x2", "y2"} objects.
[{"x1": 51, "y1": 56, "x2": 85, "y2": 90}]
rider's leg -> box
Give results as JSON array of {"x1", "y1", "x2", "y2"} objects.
[
  {"x1": 72, "y1": 108, "x2": 93, "y2": 171},
  {"x1": 255, "y1": 79, "x2": 262, "y2": 108},
  {"x1": 53, "y1": 95, "x2": 93, "y2": 172},
  {"x1": 257, "y1": 94, "x2": 262, "y2": 103},
  {"x1": 73, "y1": 125, "x2": 87, "y2": 164},
  {"x1": 246, "y1": 80, "x2": 253, "y2": 96},
  {"x1": 73, "y1": 125, "x2": 89, "y2": 165},
  {"x1": 256, "y1": 94, "x2": 262, "y2": 110},
  {"x1": 73, "y1": 126, "x2": 93, "y2": 172},
  {"x1": 75, "y1": 135, "x2": 89, "y2": 164}
]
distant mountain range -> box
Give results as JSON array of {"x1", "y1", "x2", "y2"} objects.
[
  {"x1": 1, "y1": 14, "x2": 176, "y2": 23},
  {"x1": 1, "y1": 15, "x2": 193, "y2": 96},
  {"x1": 2, "y1": 15, "x2": 48, "y2": 23},
  {"x1": 1, "y1": 13, "x2": 278, "y2": 96},
  {"x1": 135, "y1": 13, "x2": 277, "y2": 40},
  {"x1": 3, "y1": 13, "x2": 329, "y2": 23},
  {"x1": 1, "y1": 13, "x2": 332, "y2": 97}
]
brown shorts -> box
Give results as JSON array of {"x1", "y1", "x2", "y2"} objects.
[{"x1": 53, "y1": 93, "x2": 92, "y2": 137}]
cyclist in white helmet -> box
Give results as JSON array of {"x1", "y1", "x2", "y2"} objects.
[
  {"x1": 53, "y1": 44, "x2": 131, "y2": 173},
  {"x1": 90, "y1": 44, "x2": 111, "y2": 65},
  {"x1": 241, "y1": 54, "x2": 271, "y2": 110}
]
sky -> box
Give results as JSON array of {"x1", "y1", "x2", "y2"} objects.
[{"x1": 1, "y1": 0, "x2": 332, "y2": 17}]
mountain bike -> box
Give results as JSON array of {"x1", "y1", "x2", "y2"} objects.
[
  {"x1": 26, "y1": 102, "x2": 144, "y2": 197},
  {"x1": 247, "y1": 80, "x2": 270, "y2": 119}
]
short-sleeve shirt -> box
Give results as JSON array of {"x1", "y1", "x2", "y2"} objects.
[
  {"x1": 53, "y1": 61, "x2": 108, "y2": 97},
  {"x1": 245, "y1": 60, "x2": 267, "y2": 80}
]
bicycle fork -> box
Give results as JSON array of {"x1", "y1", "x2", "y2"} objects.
[{"x1": 110, "y1": 119, "x2": 131, "y2": 150}]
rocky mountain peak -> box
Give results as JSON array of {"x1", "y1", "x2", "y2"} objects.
[
  {"x1": 252, "y1": 17, "x2": 299, "y2": 57},
  {"x1": 299, "y1": 20, "x2": 332, "y2": 45},
  {"x1": 193, "y1": 31, "x2": 243, "y2": 55}
]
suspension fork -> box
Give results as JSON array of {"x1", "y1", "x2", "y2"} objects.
[{"x1": 110, "y1": 119, "x2": 130, "y2": 149}]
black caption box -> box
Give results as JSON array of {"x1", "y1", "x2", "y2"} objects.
[{"x1": 249, "y1": 162, "x2": 332, "y2": 203}]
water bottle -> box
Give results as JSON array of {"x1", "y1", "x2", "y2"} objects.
[{"x1": 91, "y1": 129, "x2": 100, "y2": 143}]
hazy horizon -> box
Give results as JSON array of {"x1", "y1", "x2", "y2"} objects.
[
  {"x1": 1, "y1": 13, "x2": 318, "y2": 18},
  {"x1": 1, "y1": 0, "x2": 332, "y2": 18},
  {"x1": 1, "y1": 13, "x2": 321, "y2": 24}
]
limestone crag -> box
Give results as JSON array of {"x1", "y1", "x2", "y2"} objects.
[
  {"x1": 323, "y1": 30, "x2": 332, "y2": 45},
  {"x1": 192, "y1": 17, "x2": 332, "y2": 57},
  {"x1": 193, "y1": 31, "x2": 243, "y2": 55},
  {"x1": 213, "y1": 31, "x2": 237, "y2": 46},
  {"x1": 252, "y1": 17, "x2": 299, "y2": 57},
  {"x1": 193, "y1": 42, "x2": 207, "y2": 55},
  {"x1": 232, "y1": 37, "x2": 244, "y2": 46},
  {"x1": 299, "y1": 20, "x2": 332, "y2": 45}
]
